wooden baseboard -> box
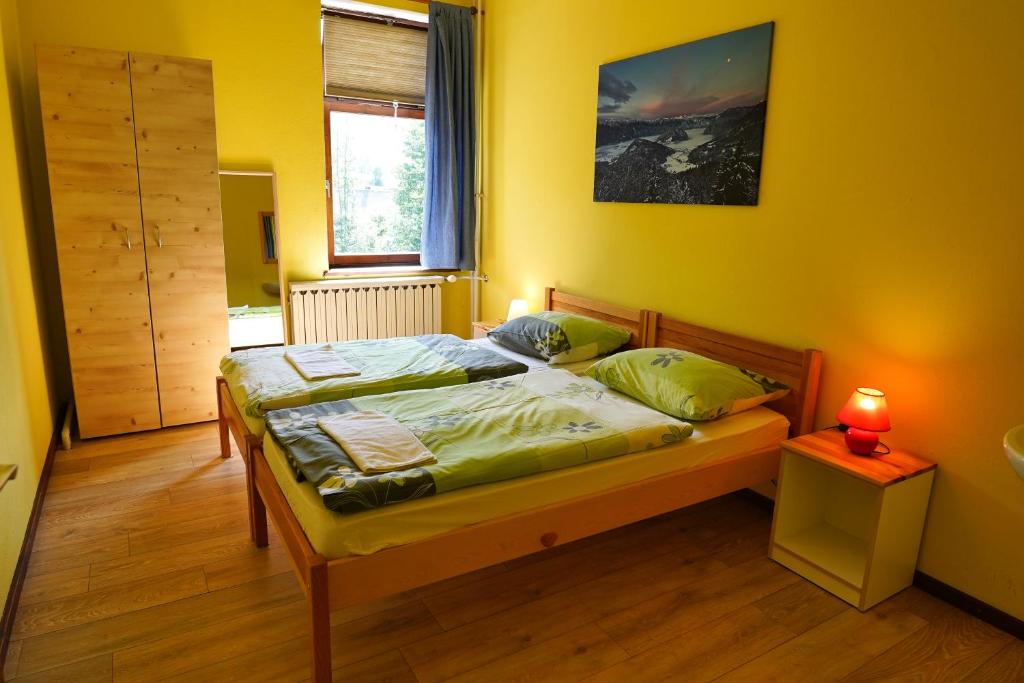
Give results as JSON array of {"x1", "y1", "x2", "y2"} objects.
[
  {"x1": 913, "y1": 570, "x2": 1024, "y2": 640},
  {"x1": 0, "y1": 406, "x2": 63, "y2": 677}
]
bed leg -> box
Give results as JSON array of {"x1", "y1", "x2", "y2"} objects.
[
  {"x1": 216, "y1": 379, "x2": 231, "y2": 459},
  {"x1": 308, "y1": 557, "x2": 333, "y2": 682},
  {"x1": 246, "y1": 450, "x2": 269, "y2": 548}
]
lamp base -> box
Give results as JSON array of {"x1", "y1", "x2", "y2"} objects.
[{"x1": 844, "y1": 427, "x2": 879, "y2": 456}]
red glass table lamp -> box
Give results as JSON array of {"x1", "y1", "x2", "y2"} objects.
[{"x1": 837, "y1": 387, "x2": 890, "y2": 455}]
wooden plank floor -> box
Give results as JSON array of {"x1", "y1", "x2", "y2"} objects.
[{"x1": 4, "y1": 423, "x2": 1019, "y2": 682}]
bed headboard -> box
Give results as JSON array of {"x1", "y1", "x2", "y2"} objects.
[
  {"x1": 543, "y1": 287, "x2": 652, "y2": 349},
  {"x1": 649, "y1": 314, "x2": 823, "y2": 436}
]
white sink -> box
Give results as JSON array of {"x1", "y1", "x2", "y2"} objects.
[{"x1": 1005, "y1": 425, "x2": 1024, "y2": 480}]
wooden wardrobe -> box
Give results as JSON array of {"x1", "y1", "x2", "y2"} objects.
[{"x1": 37, "y1": 45, "x2": 229, "y2": 438}]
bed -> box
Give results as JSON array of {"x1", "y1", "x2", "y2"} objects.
[
  {"x1": 220, "y1": 334, "x2": 531, "y2": 441},
  {"x1": 261, "y1": 399, "x2": 789, "y2": 558},
  {"x1": 244, "y1": 311, "x2": 822, "y2": 681},
  {"x1": 216, "y1": 288, "x2": 652, "y2": 458},
  {"x1": 216, "y1": 288, "x2": 653, "y2": 546}
]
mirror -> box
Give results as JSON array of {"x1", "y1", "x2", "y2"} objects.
[{"x1": 220, "y1": 170, "x2": 285, "y2": 349}]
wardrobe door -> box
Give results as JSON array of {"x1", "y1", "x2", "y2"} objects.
[
  {"x1": 37, "y1": 45, "x2": 162, "y2": 438},
  {"x1": 130, "y1": 52, "x2": 229, "y2": 426}
]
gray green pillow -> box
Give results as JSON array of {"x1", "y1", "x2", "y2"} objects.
[
  {"x1": 585, "y1": 348, "x2": 790, "y2": 421},
  {"x1": 487, "y1": 311, "x2": 631, "y2": 364}
]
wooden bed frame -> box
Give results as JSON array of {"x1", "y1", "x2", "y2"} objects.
[
  {"x1": 215, "y1": 288, "x2": 654, "y2": 554},
  {"x1": 240, "y1": 310, "x2": 822, "y2": 681}
]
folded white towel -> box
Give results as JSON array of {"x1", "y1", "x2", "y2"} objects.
[
  {"x1": 285, "y1": 346, "x2": 361, "y2": 381},
  {"x1": 318, "y1": 411, "x2": 436, "y2": 474}
]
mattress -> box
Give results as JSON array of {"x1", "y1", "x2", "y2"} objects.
[
  {"x1": 227, "y1": 337, "x2": 598, "y2": 438},
  {"x1": 261, "y1": 402, "x2": 789, "y2": 558}
]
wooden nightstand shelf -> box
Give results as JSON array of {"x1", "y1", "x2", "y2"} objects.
[
  {"x1": 471, "y1": 320, "x2": 503, "y2": 339},
  {"x1": 770, "y1": 429, "x2": 935, "y2": 610}
]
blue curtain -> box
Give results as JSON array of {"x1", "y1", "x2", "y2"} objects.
[{"x1": 422, "y1": 2, "x2": 476, "y2": 270}]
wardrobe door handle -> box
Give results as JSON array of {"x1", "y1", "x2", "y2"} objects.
[
  {"x1": 123, "y1": 227, "x2": 132, "y2": 251},
  {"x1": 154, "y1": 224, "x2": 163, "y2": 248}
]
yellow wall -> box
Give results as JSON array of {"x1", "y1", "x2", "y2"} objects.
[
  {"x1": 14, "y1": 0, "x2": 471, "y2": 341},
  {"x1": 221, "y1": 174, "x2": 279, "y2": 309},
  {"x1": 482, "y1": 0, "x2": 1024, "y2": 617},
  {"x1": 0, "y1": 0, "x2": 55, "y2": 612},
  {"x1": 5, "y1": 0, "x2": 1020, "y2": 620}
]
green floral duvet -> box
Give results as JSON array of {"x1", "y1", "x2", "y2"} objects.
[
  {"x1": 265, "y1": 369, "x2": 693, "y2": 514},
  {"x1": 221, "y1": 334, "x2": 528, "y2": 419}
]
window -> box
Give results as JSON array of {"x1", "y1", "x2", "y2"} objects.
[
  {"x1": 325, "y1": 102, "x2": 425, "y2": 265},
  {"x1": 322, "y1": 7, "x2": 428, "y2": 267}
]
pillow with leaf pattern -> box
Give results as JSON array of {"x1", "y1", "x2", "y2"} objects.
[
  {"x1": 487, "y1": 311, "x2": 631, "y2": 364},
  {"x1": 585, "y1": 347, "x2": 790, "y2": 420}
]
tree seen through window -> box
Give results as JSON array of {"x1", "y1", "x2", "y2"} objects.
[{"x1": 330, "y1": 111, "x2": 425, "y2": 256}]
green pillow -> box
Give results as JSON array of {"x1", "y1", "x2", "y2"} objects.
[
  {"x1": 586, "y1": 348, "x2": 790, "y2": 421},
  {"x1": 487, "y1": 311, "x2": 631, "y2": 364}
]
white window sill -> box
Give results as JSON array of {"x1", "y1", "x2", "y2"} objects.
[{"x1": 323, "y1": 265, "x2": 464, "y2": 279}]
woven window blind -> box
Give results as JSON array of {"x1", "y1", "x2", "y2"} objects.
[{"x1": 323, "y1": 14, "x2": 427, "y2": 105}]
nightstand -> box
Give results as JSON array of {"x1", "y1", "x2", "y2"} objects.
[
  {"x1": 471, "y1": 320, "x2": 503, "y2": 339},
  {"x1": 769, "y1": 429, "x2": 935, "y2": 610}
]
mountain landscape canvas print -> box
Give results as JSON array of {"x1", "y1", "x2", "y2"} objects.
[{"x1": 594, "y1": 23, "x2": 774, "y2": 206}]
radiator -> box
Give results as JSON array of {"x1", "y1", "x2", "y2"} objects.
[{"x1": 289, "y1": 277, "x2": 443, "y2": 344}]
